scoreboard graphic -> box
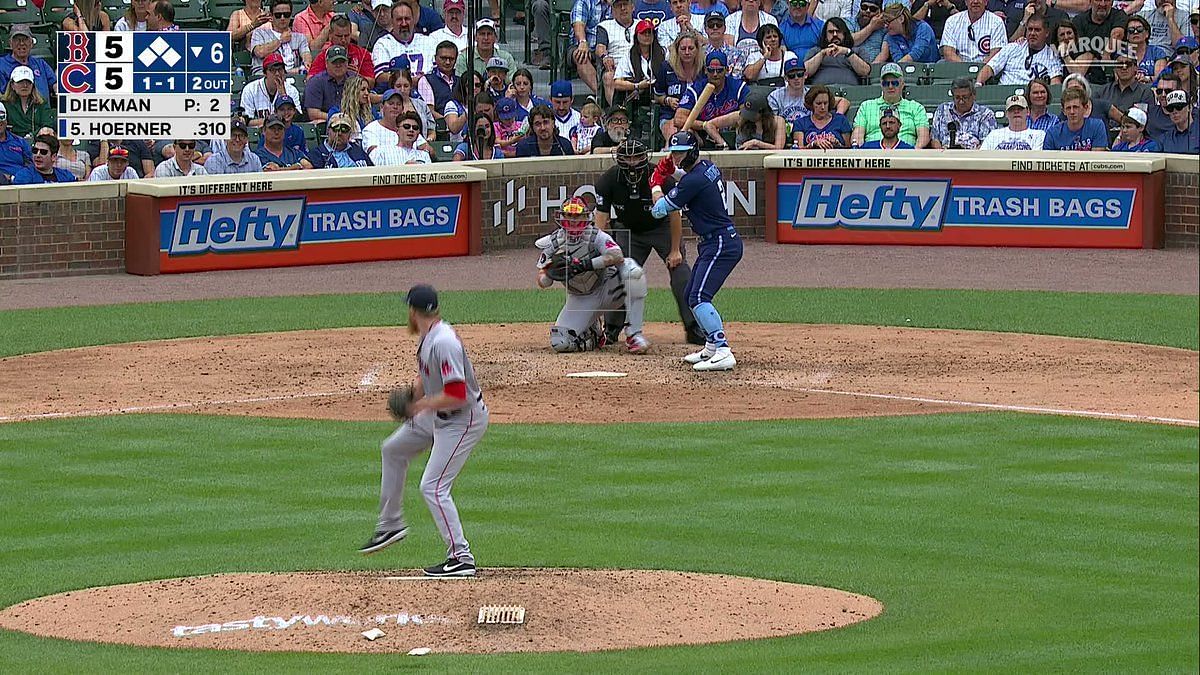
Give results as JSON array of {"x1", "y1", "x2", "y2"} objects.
[{"x1": 57, "y1": 32, "x2": 231, "y2": 140}]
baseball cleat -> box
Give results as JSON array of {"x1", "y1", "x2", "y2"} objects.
[
  {"x1": 626, "y1": 333, "x2": 651, "y2": 354},
  {"x1": 693, "y1": 346, "x2": 735, "y2": 371},
  {"x1": 358, "y1": 527, "x2": 409, "y2": 555},
  {"x1": 423, "y1": 558, "x2": 477, "y2": 577},
  {"x1": 682, "y1": 345, "x2": 716, "y2": 364}
]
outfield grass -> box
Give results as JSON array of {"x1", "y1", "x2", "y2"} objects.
[
  {"x1": 1, "y1": 287, "x2": 1196, "y2": 357},
  {"x1": 0, "y1": 413, "x2": 1196, "y2": 673}
]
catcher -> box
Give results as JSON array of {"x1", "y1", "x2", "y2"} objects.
[{"x1": 535, "y1": 196, "x2": 651, "y2": 354}]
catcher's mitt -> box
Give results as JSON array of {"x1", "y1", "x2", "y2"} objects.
[
  {"x1": 387, "y1": 385, "x2": 415, "y2": 422},
  {"x1": 544, "y1": 249, "x2": 570, "y2": 282}
]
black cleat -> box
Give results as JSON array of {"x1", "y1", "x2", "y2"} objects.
[
  {"x1": 423, "y1": 558, "x2": 477, "y2": 577},
  {"x1": 358, "y1": 527, "x2": 408, "y2": 555}
]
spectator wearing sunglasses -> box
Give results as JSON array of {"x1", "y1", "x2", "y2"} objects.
[
  {"x1": 12, "y1": 134, "x2": 77, "y2": 185},
  {"x1": 1124, "y1": 15, "x2": 1168, "y2": 81},
  {"x1": 154, "y1": 139, "x2": 209, "y2": 177},
  {"x1": 311, "y1": 113, "x2": 373, "y2": 168},
  {"x1": 256, "y1": 113, "x2": 315, "y2": 169},
  {"x1": 1169, "y1": 37, "x2": 1198, "y2": 101},
  {"x1": 851, "y1": 1, "x2": 888, "y2": 63},
  {"x1": 1155, "y1": 88, "x2": 1200, "y2": 151},
  {"x1": 1098, "y1": 55, "x2": 1156, "y2": 113},
  {"x1": 1145, "y1": 71, "x2": 1184, "y2": 135},
  {"x1": 251, "y1": 0, "x2": 313, "y2": 75},
  {"x1": 977, "y1": 13, "x2": 1063, "y2": 85},
  {"x1": 369, "y1": 110, "x2": 431, "y2": 164},
  {"x1": 851, "y1": 62, "x2": 930, "y2": 147},
  {"x1": 940, "y1": 0, "x2": 1007, "y2": 62}
]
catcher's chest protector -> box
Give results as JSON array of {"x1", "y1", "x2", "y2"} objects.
[{"x1": 558, "y1": 226, "x2": 614, "y2": 296}]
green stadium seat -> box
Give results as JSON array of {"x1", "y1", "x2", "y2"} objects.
[
  {"x1": 209, "y1": 2, "x2": 241, "y2": 26},
  {"x1": 171, "y1": 0, "x2": 211, "y2": 28},
  {"x1": 830, "y1": 84, "x2": 880, "y2": 106},
  {"x1": 42, "y1": 0, "x2": 75, "y2": 26},
  {"x1": 432, "y1": 142, "x2": 458, "y2": 162},
  {"x1": 0, "y1": 0, "x2": 49, "y2": 28},
  {"x1": 247, "y1": 125, "x2": 262, "y2": 145},
  {"x1": 976, "y1": 84, "x2": 1025, "y2": 107},
  {"x1": 926, "y1": 61, "x2": 985, "y2": 85},
  {"x1": 904, "y1": 84, "x2": 952, "y2": 108}
]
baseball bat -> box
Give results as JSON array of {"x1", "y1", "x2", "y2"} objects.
[{"x1": 682, "y1": 83, "x2": 716, "y2": 137}]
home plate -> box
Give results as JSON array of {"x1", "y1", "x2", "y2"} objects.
[{"x1": 565, "y1": 371, "x2": 628, "y2": 378}]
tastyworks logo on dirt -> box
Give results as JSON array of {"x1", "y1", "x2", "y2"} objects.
[
  {"x1": 792, "y1": 178, "x2": 950, "y2": 230},
  {"x1": 169, "y1": 197, "x2": 305, "y2": 255}
]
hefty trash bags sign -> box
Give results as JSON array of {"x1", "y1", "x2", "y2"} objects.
[
  {"x1": 153, "y1": 188, "x2": 469, "y2": 272},
  {"x1": 772, "y1": 169, "x2": 1153, "y2": 247},
  {"x1": 784, "y1": 178, "x2": 1134, "y2": 231}
]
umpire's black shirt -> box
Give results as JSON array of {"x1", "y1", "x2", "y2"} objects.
[{"x1": 594, "y1": 166, "x2": 672, "y2": 235}]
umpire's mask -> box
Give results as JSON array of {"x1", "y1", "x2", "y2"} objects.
[{"x1": 614, "y1": 138, "x2": 650, "y2": 187}]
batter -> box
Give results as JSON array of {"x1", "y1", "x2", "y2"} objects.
[{"x1": 358, "y1": 284, "x2": 489, "y2": 578}]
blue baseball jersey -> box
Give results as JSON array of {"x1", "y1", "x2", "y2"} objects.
[
  {"x1": 1043, "y1": 118, "x2": 1109, "y2": 151},
  {"x1": 679, "y1": 78, "x2": 749, "y2": 122},
  {"x1": 665, "y1": 159, "x2": 734, "y2": 237}
]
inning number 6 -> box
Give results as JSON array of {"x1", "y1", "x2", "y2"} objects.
[{"x1": 210, "y1": 42, "x2": 225, "y2": 64}]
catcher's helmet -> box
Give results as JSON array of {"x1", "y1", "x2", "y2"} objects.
[
  {"x1": 665, "y1": 130, "x2": 701, "y2": 170},
  {"x1": 556, "y1": 196, "x2": 592, "y2": 241},
  {"x1": 614, "y1": 138, "x2": 649, "y2": 186}
]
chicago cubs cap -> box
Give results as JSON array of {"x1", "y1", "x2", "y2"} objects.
[
  {"x1": 1004, "y1": 94, "x2": 1028, "y2": 110},
  {"x1": 1175, "y1": 36, "x2": 1198, "y2": 52},
  {"x1": 495, "y1": 96, "x2": 518, "y2": 119},
  {"x1": 1165, "y1": 89, "x2": 1189, "y2": 108},
  {"x1": 263, "y1": 52, "x2": 285, "y2": 69},
  {"x1": 274, "y1": 95, "x2": 296, "y2": 109},
  {"x1": 880, "y1": 62, "x2": 903, "y2": 78},
  {"x1": 1124, "y1": 107, "x2": 1147, "y2": 126},
  {"x1": 9, "y1": 24, "x2": 34, "y2": 39},
  {"x1": 406, "y1": 284, "x2": 439, "y2": 311},
  {"x1": 880, "y1": 106, "x2": 897, "y2": 119},
  {"x1": 550, "y1": 80, "x2": 573, "y2": 98},
  {"x1": 740, "y1": 91, "x2": 769, "y2": 121},
  {"x1": 706, "y1": 50, "x2": 728, "y2": 68},
  {"x1": 381, "y1": 88, "x2": 404, "y2": 102},
  {"x1": 783, "y1": 56, "x2": 803, "y2": 74},
  {"x1": 704, "y1": 10, "x2": 724, "y2": 26},
  {"x1": 486, "y1": 56, "x2": 509, "y2": 71},
  {"x1": 326, "y1": 45, "x2": 349, "y2": 63},
  {"x1": 389, "y1": 54, "x2": 411, "y2": 72},
  {"x1": 666, "y1": 130, "x2": 697, "y2": 151},
  {"x1": 11, "y1": 66, "x2": 34, "y2": 83}
]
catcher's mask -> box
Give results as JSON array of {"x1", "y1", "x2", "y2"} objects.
[
  {"x1": 665, "y1": 130, "x2": 700, "y2": 171},
  {"x1": 556, "y1": 196, "x2": 591, "y2": 242},
  {"x1": 614, "y1": 138, "x2": 649, "y2": 186}
]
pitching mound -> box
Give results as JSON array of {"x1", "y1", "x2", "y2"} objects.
[
  {"x1": 0, "y1": 569, "x2": 882, "y2": 654},
  {"x1": 0, "y1": 323, "x2": 1195, "y2": 425}
]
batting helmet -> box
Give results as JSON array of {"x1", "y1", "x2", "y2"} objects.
[
  {"x1": 556, "y1": 196, "x2": 592, "y2": 242},
  {"x1": 614, "y1": 138, "x2": 650, "y2": 186},
  {"x1": 666, "y1": 130, "x2": 701, "y2": 171}
]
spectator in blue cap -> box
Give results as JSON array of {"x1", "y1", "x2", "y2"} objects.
[
  {"x1": 767, "y1": 56, "x2": 809, "y2": 122},
  {"x1": 255, "y1": 113, "x2": 314, "y2": 170},
  {"x1": 673, "y1": 49, "x2": 750, "y2": 144},
  {"x1": 493, "y1": 97, "x2": 525, "y2": 156},
  {"x1": 549, "y1": 80, "x2": 582, "y2": 140},
  {"x1": 1168, "y1": 37, "x2": 1197, "y2": 98},
  {"x1": 0, "y1": 103, "x2": 32, "y2": 185},
  {"x1": 13, "y1": 133, "x2": 77, "y2": 185},
  {"x1": 256, "y1": 95, "x2": 307, "y2": 153}
]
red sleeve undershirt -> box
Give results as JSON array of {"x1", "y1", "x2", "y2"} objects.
[{"x1": 443, "y1": 380, "x2": 467, "y2": 400}]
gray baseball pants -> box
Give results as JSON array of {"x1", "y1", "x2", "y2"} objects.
[{"x1": 378, "y1": 402, "x2": 489, "y2": 564}]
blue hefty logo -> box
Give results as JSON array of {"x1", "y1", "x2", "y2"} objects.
[
  {"x1": 168, "y1": 198, "x2": 305, "y2": 255},
  {"x1": 793, "y1": 178, "x2": 950, "y2": 230}
]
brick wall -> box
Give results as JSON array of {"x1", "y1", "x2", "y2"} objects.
[
  {"x1": 1164, "y1": 163, "x2": 1198, "y2": 249},
  {"x1": 0, "y1": 185, "x2": 126, "y2": 280},
  {"x1": 477, "y1": 154, "x2": 768, "y2": 252}
]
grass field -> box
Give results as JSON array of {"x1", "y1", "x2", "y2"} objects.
[{"x1": 0, "y1": 288, "x2": 1196, "y2": 672}]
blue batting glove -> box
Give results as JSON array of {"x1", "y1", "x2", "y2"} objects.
[{"x1": 651, "y1": 197, "x2": 670, "y2": 219}]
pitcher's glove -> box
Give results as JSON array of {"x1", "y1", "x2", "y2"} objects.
[{"x1": 387, "y1": 385, "x2": 415, "y2": 422}]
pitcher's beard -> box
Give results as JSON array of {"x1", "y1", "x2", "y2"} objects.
[{"x1": 408, "y1": 316, "x2": 419, "y2": 334}]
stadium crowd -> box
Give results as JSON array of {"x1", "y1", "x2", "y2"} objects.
[{"x1": 0, "y1": 0, "x2": 1197, "y2": 184}]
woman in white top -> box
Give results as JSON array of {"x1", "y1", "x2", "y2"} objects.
[
  {"x1": 53, "y1": 138, "x2": 92, "y2": 181},
  {"x1": 115, "y1": 0, "x2": 151, "y2": 31},
  {"x1": 615, "y1": 19, "x2": 667, "y2": 106},
  {"x1": 742, "y1": 24, "x2": 795, "y2": 82}
]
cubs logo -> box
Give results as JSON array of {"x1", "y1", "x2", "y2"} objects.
[{"x1": 978, "y1": 36, "x2": 992, "y2": 54}]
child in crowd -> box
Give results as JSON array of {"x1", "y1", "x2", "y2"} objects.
[
  {"x1": 493, "y1": 97, "x2": 525, "y2": 157},
  {"x1": 572, "y1": 102, "x2": 604, "y2": 154}
]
